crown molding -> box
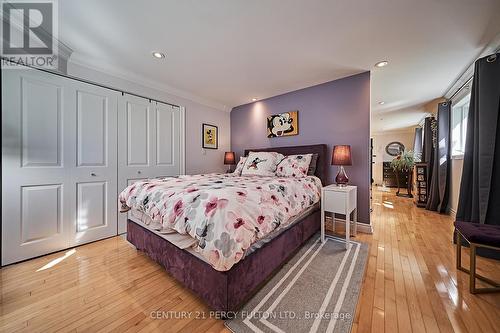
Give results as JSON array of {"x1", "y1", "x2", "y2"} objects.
[{"x1": 68, "y1": 52, "x2": 229, "y2": 112}]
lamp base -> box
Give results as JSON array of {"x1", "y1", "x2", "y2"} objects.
[{"x1": 335, "y1": 166, "x2": 349, "y2": 186}]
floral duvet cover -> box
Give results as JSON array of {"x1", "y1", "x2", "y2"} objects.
[{"x1": 119, "y1": 173, "x2": 322, "y2": 271}]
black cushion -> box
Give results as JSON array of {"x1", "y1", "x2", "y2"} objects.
[{"x1": 455, "y1": 221, "x2": 500, "y2": 248}]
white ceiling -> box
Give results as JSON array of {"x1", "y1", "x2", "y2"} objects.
[
  {"x1": 59, "y1": 0, "x2": 500, "y2": 124},
  {"x1": 371, "y1": 104, "x2": 427, "y2": 133}
]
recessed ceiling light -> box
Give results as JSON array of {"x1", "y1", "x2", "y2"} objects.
[
  {"x1": 378, "y1": 101, "x2": 385, "y2": 105},
  {"x1": 375, "y1": 61, "x2": 388, "y2": 68},
  {"x1": 252, "y1": 98, "x2": 257, "y2": 102},
  {"x1": 152, "y1": 52, "x2": 165, "y2": 59}
]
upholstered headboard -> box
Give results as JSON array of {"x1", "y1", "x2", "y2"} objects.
[{"x1": 244, "y1": 144, "x2": 328, "y2": 185}]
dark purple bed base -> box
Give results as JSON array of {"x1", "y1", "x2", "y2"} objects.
[{"x1": 126, "y1": 144, "x2": 327, "y2": 312}]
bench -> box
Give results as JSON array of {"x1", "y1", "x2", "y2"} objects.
[{"x1": 454, "y1": 221, "x2": 500, "y2": 294}]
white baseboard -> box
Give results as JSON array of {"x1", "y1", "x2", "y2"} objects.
[{"x1": 326, "y1": 217, "x2": 373, "y2": 234}]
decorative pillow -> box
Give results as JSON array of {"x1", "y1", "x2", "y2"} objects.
[
  {"x1": 307, "y1": 153, "x2": 319, "y2": 175},
  {"x1": 233, "y1": 156, "x2": 246, "y2": 175},
  {"x1": 242, "y1": 152, "x2": 284, "y2": 176},
  {"x1": 276, "y1": 154, "x2": 313, "y2": 178}
]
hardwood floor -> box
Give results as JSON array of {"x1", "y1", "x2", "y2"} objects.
[
  {"x1": 1, "y1": 188, "x2": 499, "y2": 332},
  {"x1": 353, "y1": 188, "x2": 500, "y2": 333}
]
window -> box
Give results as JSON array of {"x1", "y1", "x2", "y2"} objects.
[{"x1": 451, "y1": 93, "x2": 470, "y2": 157}]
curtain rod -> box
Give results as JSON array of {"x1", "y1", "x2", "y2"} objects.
[
  {"x1": 0, "y1": 57, "x2": 180, "y2": 108},
  {"x1": 448, "y1": 76, "x2": 473, "y2": 101},
  {"x1": 447, "y1": 47, "x2": 500, "y2": 101}
]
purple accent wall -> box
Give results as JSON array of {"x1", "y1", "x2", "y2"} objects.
[{"x1": 230, "y1": 72, "x2": 371, "y2": 224}]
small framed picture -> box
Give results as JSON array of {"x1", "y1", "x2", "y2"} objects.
[
  {"x1": 420, "y1": 195, "x2": 427, "y2": 202},
  {"x1": 202, "y1": 123, "x2": 218, "y2": 149},
  {"x1": 417, "y1": 168, "x2": 424, "y2": 174},
  {"x1": 420, "y1": 181, "x2": 426, "y2": 188},
  {"x1": 420, "y1": 189, "x2": 427, "y2": 195},
  {"x1": 417, "y1": 175, "x2": 424, "y2": 181}
]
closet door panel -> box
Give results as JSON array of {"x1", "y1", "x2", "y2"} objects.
[
  {"x1": 156, "y1": 106, "x2": 174, "y2": 166},
  {"x1": 76, "y1": 182, "x2": 107, "y2": 232},
  {"x1": 126, "y1": 99, "x2": 150, "y2": 166},
  {"x1": 77, "y1": 91, "x2": 108, "y2": 166},
  {"x1": 21, "y1": 184, "x2": 63, "y2": 245},
  {"x1": 2, "y1": 69, "x2": 72, "y2": 265},
  {"x1": 21, "y1": 78, "x2": 62, "y2": 167},
  {"x1": 154, "y1": 103, "x2": 182, "y2": 176},
  {"x1": 70, "y1": 83, "x2": 118, "y2": 246}
]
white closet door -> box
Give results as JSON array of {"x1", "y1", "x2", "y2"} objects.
[
  {"x1": 152, "y1": 101, "x2": 183, "y2": 177},
  {"x1": 117, "y1": 94, "x2": 154, "y2": 234},
  {"x1": 2, "y1": 69, "x2": 119, "y2": 264},
  {"x1": 117, "y1": 96, "x2": 184, "y2": 234},
  {"x1": 2, "y1": 69, "x2": 73, "y2": 265},
  {"x1": 68, "y1": 81, "x2": 119, "y2": 246}
]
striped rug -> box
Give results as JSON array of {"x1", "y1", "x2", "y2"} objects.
[{"x1": 225, "y1": 235, "x2": 368, "y2": 333}]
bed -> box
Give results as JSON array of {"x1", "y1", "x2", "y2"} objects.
[{"x1": 124, "y1": 144, "x2": 327, "y2": 313}]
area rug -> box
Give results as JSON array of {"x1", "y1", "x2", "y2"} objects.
[{"x1": 225, "y1": 235, "x2": 368, "y2": 333}]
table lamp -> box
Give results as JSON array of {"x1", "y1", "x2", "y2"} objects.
[{"x1": 332, "y1": 145, "x2": 352, "y2": 186}]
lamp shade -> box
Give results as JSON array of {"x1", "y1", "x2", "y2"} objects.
[
  {"x1": 331, "y1": 145, "x2": 352, "y2": 166},
  {"x1": 224, "y1": 152, "x2": 236, "y2": 165}
]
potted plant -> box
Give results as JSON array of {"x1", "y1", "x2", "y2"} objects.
[{"x1": 390, "y1": 150, "x2": 415, "y2": 198}]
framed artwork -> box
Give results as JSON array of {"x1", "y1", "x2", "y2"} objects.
[
  {"x1": 267, "y1": 111, "x2": 299, "y2": 138},
  {"x1": 202, "y1": 123, "x2": 218, "y2": 149}
]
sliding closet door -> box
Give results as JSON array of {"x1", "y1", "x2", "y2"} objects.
[
  {"x1": 68, "y1": 81, "x2": 119, "y2": 246},
  {"x1": 117, "y1": 94, "x2": 153, "y2": 234},
  {"x1": 2, "y1": 68, "x2": 119, "y2": 264},
  {"x1": 2, "y1": 69, "x2": 72, "y2": 265},
  {"x1": 153, "y1": 101, "x2": 184, "y2": 177},
  {"x1": 117, "y1": 96, "x2": 184, "y2": 233}
]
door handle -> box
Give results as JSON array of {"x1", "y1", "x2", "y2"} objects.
[
  {"x1": 137, "y1": 170, "x2": 142, "y2": 175},
  {"x1": 91, "y1": 172, "x2": 97, "y2": 176}
]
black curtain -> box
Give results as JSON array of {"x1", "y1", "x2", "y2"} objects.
[
  {"x1": 426, "y1": 102, "x2": 451, "y2": 212},
  {"x1": 413, "y1": 127, "x2": 423, "y2": 161},
  {"x1": 457, "y1": 53, "x2": 500, "y2": 225},
  {"x1": 422, "y1": 117, "x2": 435, "y2": 184}
]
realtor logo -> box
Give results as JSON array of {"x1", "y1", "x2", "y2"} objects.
[{"x1": 1, "y1": 0, "x2": 58, "y2": 68}]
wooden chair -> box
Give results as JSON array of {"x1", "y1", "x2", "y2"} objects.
[{"x1": 454, "y1": 221, "x2": 500, "y2": 294}]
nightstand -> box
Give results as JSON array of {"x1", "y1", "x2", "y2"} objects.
[{"x1": 321, "y1": 185, "x2": 357, "y2": 249}]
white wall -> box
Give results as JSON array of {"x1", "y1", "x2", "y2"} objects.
[
  {"x1": 371, "y1": 129, "x2": 416, "y2": 186},
  {"x1": 67, "y1": 62, "x2": 230, "y2": 175}
]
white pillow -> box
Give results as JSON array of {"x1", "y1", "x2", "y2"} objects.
[
  {"x1": 241, "y1": 152, "x2": 284, "y2": 176},
  {"x1": 233, "y1": 156, "x2": 246, "y2": 175},
  {"x1": 276, "y1": 154, "x2": 313, "y2": 178}
]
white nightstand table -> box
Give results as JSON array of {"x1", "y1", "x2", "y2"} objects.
[{"x1": 321, "y1": 184, "x2": 357, "y2": 249}]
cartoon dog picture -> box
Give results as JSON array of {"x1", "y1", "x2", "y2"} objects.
[
  {"x1": 247, "y1": 157, "x2": 268, "y2": 170},
  {"x1": 267, "y1": 111, "x2": 298, "y2": 138}
]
